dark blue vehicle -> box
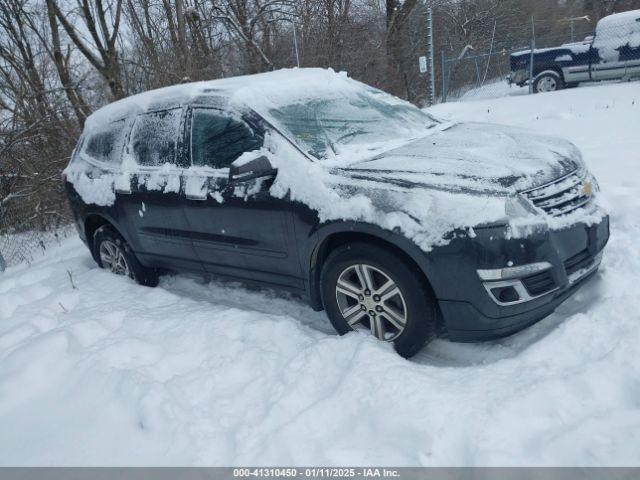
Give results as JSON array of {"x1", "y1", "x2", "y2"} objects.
[{"x1": 509, "y1": 10, "x2": 640, "y2": 93}]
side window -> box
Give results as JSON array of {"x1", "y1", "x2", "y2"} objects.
[
  {"x1": 129, "y1": 108, "x2": 182, "y2": 167},
  {"x1": 82, "y1": 119, "x2": 127, "y2": 165},
  {"x1": 190, "y1": 109, "x2": 262, "y2": 169}
]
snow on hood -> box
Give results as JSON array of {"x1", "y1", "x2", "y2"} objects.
[
  {"x1": 264, "y1": 128, "x2": 601, "y2": 253},
  {"x1": 263, "y1": 132, "x2": 505, "y2": 251},
  {"x1": 335, "y1": 122, "x2": 583, "y2": 194}
]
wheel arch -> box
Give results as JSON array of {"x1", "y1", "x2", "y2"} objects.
[
  {"x1": 83, "y1": 213, "x2": 128, "y2": 263},
  {"x1": 307, "y1": 223, "x2": 439, "y2": 312},
  {"x1": 533, "y1": 68, "x2": 565, "y2": 90},
  {"x1": 531, "y1": 51, "x2": 568, "y2": 82}
]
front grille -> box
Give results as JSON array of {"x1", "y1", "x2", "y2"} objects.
[
  {"x1": 564, "y1": 249, "x2": 594, "y2": 277},
  {"x1": 521, "y1": 270, "x2": 557, "y2": 296},
  {"x1": 521, "y1": 170, "x2": 593, "y2": 217}
]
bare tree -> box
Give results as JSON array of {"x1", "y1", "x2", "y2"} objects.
[
  {"x1": 48, "y1": 0, "x2": 125, "y2": 99},
  {"x1": 212, "y1": 0, "x2": 295, "y2": 73},
  {"x1": 44, "y1": 0, "x2": 91, "y2": 128}
]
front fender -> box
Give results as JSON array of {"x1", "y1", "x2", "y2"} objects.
[{"x1": 303, "y1": 220, "x2": 441, "y2": 310}]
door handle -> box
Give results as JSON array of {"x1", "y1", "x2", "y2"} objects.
[
  {"x1": 186, "y1": 193, "x2": 207, "y2": 201},
  {"x1": 185, "y1": 176, "x2": 209, "y2": 201},
  {"x1": 115, "y1": 174, "x2": 132, "y2": 194}
]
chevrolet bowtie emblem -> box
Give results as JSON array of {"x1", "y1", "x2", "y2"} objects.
[{"x1": 582, "y1": 181, "x2": 593, "y2": 196}]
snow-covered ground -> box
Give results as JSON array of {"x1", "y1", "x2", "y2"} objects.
[
  {"x1": 453, "y1": 79, "x2": 529, "y2": 101},
  {"x1": 1, "y1": 81, "x2": 639, "y2": 466}
]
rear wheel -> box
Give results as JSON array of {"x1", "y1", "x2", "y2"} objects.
[
  {"x1": 93, "y1": 225, "x2": 159, "y2": 287},
  {"x1": 320, "y1": 243, "x2": 438, "y2": 358},
  {"x1": 533, "y1": 71, "x2": 564, "y2": 93}
]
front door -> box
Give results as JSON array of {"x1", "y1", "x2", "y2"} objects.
[
  {"x1": 181, "y1": 107, "x2": 303, "y2": 289},
  {"x1": 117, "y1": 108, "x2": 202, "y2": 272}
]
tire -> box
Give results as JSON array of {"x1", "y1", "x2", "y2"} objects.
[
  {"x1": 93, "y1": 225, "x2": 159, "y2": 287},
  {"x1": 533, "y1": 70, "x2": 564, "y2": 93},
  {"x1": 320, "y1": 243, "x2": 438, "y2": 358}
]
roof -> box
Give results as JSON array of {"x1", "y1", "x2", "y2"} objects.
[
  {"x1": 597, "y1": 9, "x2": 640, "y2": 30},
  {"x1": 85, "y1": 68, "x2": 356, "y2": 129}
]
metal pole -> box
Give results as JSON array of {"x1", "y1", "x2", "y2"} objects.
[
  {"x1": 293, "y1": 24, "x2": 300, "y2": 68},
  {"x1": 425, "y1": 8, "x2": 436, "y2": 106},
  {"x1": 570, "y1": 20, "x2": 575, "y2": 42},
  {"x1": 441, "y1": 51, "x2": 447, "y2": 103},
  {"x1": 474, "y1": 57, "x2": 482, "y2": 87},
  {"x1": 529, "y1": 16, "x2": 536, "y2": 94}
]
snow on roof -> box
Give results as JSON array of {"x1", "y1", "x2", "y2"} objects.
[
  {"x1": 85, "y1": 68, "x2": 359, "y2": 130},
  {"x1": 597, "y1": 9, "x2": 640, "y2": 30}
]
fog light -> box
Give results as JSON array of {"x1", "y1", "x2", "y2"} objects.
[{"x1": 490, "y1": 286, "x2": 520, "y2": 303}]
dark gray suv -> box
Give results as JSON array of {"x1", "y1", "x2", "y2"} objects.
[{"x1": 64, "y1": 69, "x2": 609, "y2": 357}]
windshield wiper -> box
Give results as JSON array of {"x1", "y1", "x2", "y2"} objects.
[{"x1": 315, "y1": 110, "x2": 337, "y2": 156}]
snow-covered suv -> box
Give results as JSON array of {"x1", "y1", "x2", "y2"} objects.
[
  {"x1": 510, "y1": 9, "x2": 640, "y2": 92},
  {"x1": 64, "y1": 68, "x2": 609, "y2": 357}
]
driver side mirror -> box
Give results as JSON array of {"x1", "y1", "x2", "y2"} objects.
[{"x1": 229, "y1": 155, "x2": 277, "y2": 183}]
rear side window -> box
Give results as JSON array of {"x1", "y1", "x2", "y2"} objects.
[
  {"x1": 190, "y1": 109, "x2": 262, "y2": 169},
  {"x1": 129, "y1": 108, "x2": 183, "y2": 167},
  {"x1": 82, "y1": 119, "x2": 127, "y2": 165}
]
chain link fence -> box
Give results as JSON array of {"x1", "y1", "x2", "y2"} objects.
[
  {"x1": 0, "y1": 127, "x2": 74, "y2": 272},
  {"x1": 0, "y1": 196, "x2": 73, "y2": 271}
]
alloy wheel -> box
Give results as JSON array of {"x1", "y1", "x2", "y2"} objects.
[
  {"x1": 99, "y1": 240, "x2": 132, "y2": 277},
  {"x1": 538, "y1": 76, "x2": 557, "y2": 92},
  {"x1": 335, "y1": 263, "x2": 408, "y2": 341}
]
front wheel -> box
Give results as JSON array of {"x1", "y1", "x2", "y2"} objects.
[
  {"x1": 533, "y1": 70, "x2": 564, "y2": 93},
  {"x1": 93, "y1": 225, "x2": 159, "y2": 287},
  {"x1": 320, "y1": 243, "x2": 438, "y2": 358}
]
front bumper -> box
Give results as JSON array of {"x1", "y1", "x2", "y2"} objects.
[{"x1": 430, "y1": 215, "x2": 610, "y2": 342}]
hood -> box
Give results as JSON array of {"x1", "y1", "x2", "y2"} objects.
[{"x1": 333, "y1": 122, "x2": 583, "y2": 194}]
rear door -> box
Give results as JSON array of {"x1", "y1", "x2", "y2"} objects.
[
  {"x1": 116, "y1": 108, "x2": 202, "y2": 272},
  {"x1": 181, "y1": 107, "x2": 303, "y2": 289}
]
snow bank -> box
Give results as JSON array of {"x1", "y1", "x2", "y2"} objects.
[{"x1": 453, "y1": 80, "x2": 529, "y2": 101}]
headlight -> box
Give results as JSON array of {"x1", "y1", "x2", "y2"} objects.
[
  {"x1": 586, "y1": 171, "x2": 600, "y2": 194},
  {"x1": 576, "y1": 168, "x2": 600, "y2": 198}
]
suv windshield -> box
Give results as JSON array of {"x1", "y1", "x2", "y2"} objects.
[{"x1": 267, "y1": 87, "x2": 438, "y2": 160}]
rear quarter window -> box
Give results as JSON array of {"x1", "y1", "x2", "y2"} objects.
[{"x1": 81, "y1": 119, "x2": 127, "y2": 165}]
